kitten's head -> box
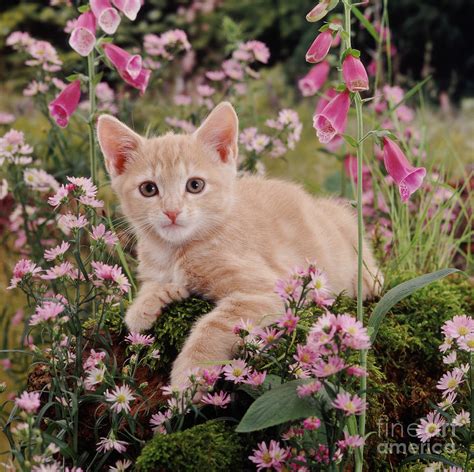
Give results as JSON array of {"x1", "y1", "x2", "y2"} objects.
[{"x1": 97, "y1": 102, "x2": 239, "y2": 245}]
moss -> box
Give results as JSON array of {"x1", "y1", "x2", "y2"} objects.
[
  {"x1": 149, "y1": 297, "x2": 214, "y2": 369},
  {"x1": 136, "y1": 421, "x2": 243, "y2": 472}
]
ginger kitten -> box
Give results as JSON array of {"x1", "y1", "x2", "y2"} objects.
[{"x1": 97, "y1": 102, "x2": 382, "y2": 387}]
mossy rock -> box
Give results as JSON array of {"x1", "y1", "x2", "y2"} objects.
[{"x1": 136, "y1": 421, "x2": 243, "y2": 472}]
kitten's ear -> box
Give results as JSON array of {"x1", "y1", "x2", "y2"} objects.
[
  {"x1": 96, "y1": 115, "x2": 142, "y2": 177},
  {"x1": 194, "y1": 102, "x2": 239, "y2": 163}
]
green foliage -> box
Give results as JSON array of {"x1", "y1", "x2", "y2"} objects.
[
  {"x1": 236, "y1": 379, "x2": 320, "y2": 433},
  {"x1": 368, "y1": 268, "x2": 459, "y2": 343},
  {"x1": 376, "y1": 275, "x2": 473, "y2": 362},
  {"x1": 136, "y1": 421, "x2": 243, "y2": 472}
]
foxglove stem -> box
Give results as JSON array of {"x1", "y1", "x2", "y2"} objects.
[
  {"x1": 88, "y1": 49, "x2": 98, "y2": 185},
  {"x1": 343, "y1": 2, "x2": 367, "y2": 471}
]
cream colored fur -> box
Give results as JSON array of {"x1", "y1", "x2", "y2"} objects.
[{"x1": 96, "y1": 102, "x2": 382, "y2": 387}]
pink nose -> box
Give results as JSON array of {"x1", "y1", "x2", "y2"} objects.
[{"x1": 163, "y1": 210, "x2": 180, "y2": 224}]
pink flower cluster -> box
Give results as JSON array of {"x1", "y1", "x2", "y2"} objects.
[
  {"x1": 274, "y1": 262, "x2": 333, "y2": 307},
  {"x1": 7, "y1": 32, "x2": 62, "y2": 72},
  {"x1": 0, "y1": 129, "x2": 33, "y2": 166},
  {"x1": 144, "y1": 29, "x2": 191, "y2": 62},
  {"x1": 415, "y1": 315, "x2": 473, "y2": 447},
  {"x1": 238, "y1": 109, "x2": 302, "y2": 164},
  {"x1": 48, "y1": 176, "x2": 103, "y2": 210},
  {"x1": 200, "y1": 40, "x2": 270, "y2": 99}
]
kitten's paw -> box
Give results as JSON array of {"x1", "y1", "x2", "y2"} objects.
[{"x1": 124, "y1": 297, "x2": 162, "y2": 333}]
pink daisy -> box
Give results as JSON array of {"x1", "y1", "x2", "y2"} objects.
[
  {"x1": 29, "y1": 301, "x2": 65, "y2": 326},
  {"x1": 332, "y1": 392, "x2": 366, "y2": 415},
  {"x1": 125, "y1": 332, "x2": 155, "y2": 346},
  {"x1": 44, "y1": 241, "x2": 70, "y2": 261},
  {"x1": 104, "y1": 384, "x2": 135, "y2": 414},
  {"x1": 243, "y1": 370, "x2": 267, "y2": 387},
  {"x1": 416, "y1": 411, "x2": 445, "y2": 442},
  {"x1": 96, "y1": 436, "x2": 128, "y2": 453},
  {"x1": 83, "y1": 349, "x2": 106, "y2": 371},
  {"x1": 91, "y1": 223, "x2": 118, "y2": 246},
  {"x1": 15, "y1": 391, "x2": 41, "y2": 413},
  {"x1": 337, "y1": 432, "x2": 365, "y2": 449},
  {"x1": 437, "y1": 369, "x2": 464, "y2": 395},
  {"x1": 249, "y1": 440, "x2": 289, "y2": 471},
  {"x1": 150, "y1": 410, "x2": 172, "y2": 432},
  {"x1": 91, "y1": 261, "x2": 130, "y2": 293},
  {"x1": 8, "y1": 258, "x2": 42, "y2": 289},
  {"x1": 223, "y1": 360, "x2": 249, "y2": 383},
  {"x1": 337, "y1": 314, "x2": 371, "y2": 350},
  {"x1": 276, "y1": 309, "x2": 300, "y2": 333},
  {"x1": 312, "y1": 356, "x2": 346, "y2": 378},
  {"x1": 48, "y1": 185, "x2": 70, "y2": 207},
  {"x1": 296, "y1": 380, "x2": 322, "y2": 398},
  {"x1": 41, "y1": 261, "x2": 74, "y2": 280},
  {"x1": 442, "y1": 315, "x2": 474, "y2": 339},
  {"x1": 201, "y1": 391, "x2": 231, "y2": 408},
  {"x1": 303, "y1": 416, "x2": 321, "y2": 430}
]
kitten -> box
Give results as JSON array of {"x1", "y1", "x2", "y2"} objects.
[{"x1": 97, "y1": 102, "x2": 382, "y2": 387}]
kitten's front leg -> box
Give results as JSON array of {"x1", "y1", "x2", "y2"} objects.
[
  {"x1": 125, "y1": 281, "x2": 189, "y2": 333},
  {"x1": 170, "y1": 292, "x2": 281, "y2": 388}
]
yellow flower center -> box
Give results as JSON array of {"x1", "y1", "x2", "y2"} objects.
[
  {"x1": 458, "y1": 326, "x2": 469, "y2": 336},
  {"x1": 427, "y1": 424, "x2": 437, "y2": 434},
  {"x1": 345, "y1": 401, "x2": 355, "y2": 412},
  {"x1": 117, "y1": 394, "x2": 126, "y2": 404},
  {"x1": 447, "y1": 378, "x2": 458, "y2": 389}
]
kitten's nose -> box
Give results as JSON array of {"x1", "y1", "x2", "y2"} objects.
[{"x1": 163, "y1": 210, "x2": 180, "y2": 224}]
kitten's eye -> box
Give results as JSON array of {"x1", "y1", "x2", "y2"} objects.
[
  {"x1": 186, "y1": 178, "x2": 205, "y2": 194},
  {"x1": 139, "y1": 181, "x2": 159, "y2": 197}
]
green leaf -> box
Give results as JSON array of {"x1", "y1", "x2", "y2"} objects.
[
  {"x1": 368, "y1": 269, "x2": 459, "y2": 343},
  {"x1": 236, "y1": 380, "x2": 317, "y2": 433},
  {"x1": 389, "y1": 76, "x2": 432, "y2": 111},
  {"x1": 341, "y1": 47, "x2": 360, "y2": 61},
  {"x1": 401, "y1": 453, "x2": 461, "y2": 468},
  {"x1": 342, "y1": 134, "x2": 358, "y2": 148},
  {"x1": 78, "y1": 5, "x2": 90, "y2": 13},
  {"x1": 352, "y1": 6, "x2": 380, "y2": 43},
  {"x1": 93, "y1": 71, "x2": 104, "y2": 86},
  {"x1": 66, "y1": 74, "x2": 80, "y2": 82}
]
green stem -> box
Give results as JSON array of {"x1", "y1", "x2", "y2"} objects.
[
  {"x1": 87, "y1": 50, "x2": 97, "y2": 185},
  {"x1": 343, "y1": 2, "x2": 367, "y2": 470}
]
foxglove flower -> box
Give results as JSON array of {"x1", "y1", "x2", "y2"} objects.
[
  {"x1": 313, "y1": 90, "x2": 350, "y2": 143},
  {"x1": 306, "y1": 30, "x2": 333, "y2": 63},
  {"x1": 102, "y1": 43, "x2": 142, "y2": 79},
  {"x1": 49, "y1": 80, "x2": 81, "y2": 128},
  {"x1": 298, "y1": 61, "x2": 330, "y2": 97},
  {"x1": 69, "y1": 11, "x2": 96, "y2": 57},
  {"x1": 103, "y1": 43, "x2": 151, "y2": 94},
  {"x1": 306, "y1": 0, "x2": 331, "y2": 22},
  {"x1": 112, "y1": 0, "x2": 141, "y2": 20},
  {"x1": 342, "y1": 54, "x2": 369, "y2": 92},
  {"x1": 90, "y1": 0, "x2": 121, "y2": 35},
  {"x1": 382, "y1": 138, "x2": 426, "y2": 202}
]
